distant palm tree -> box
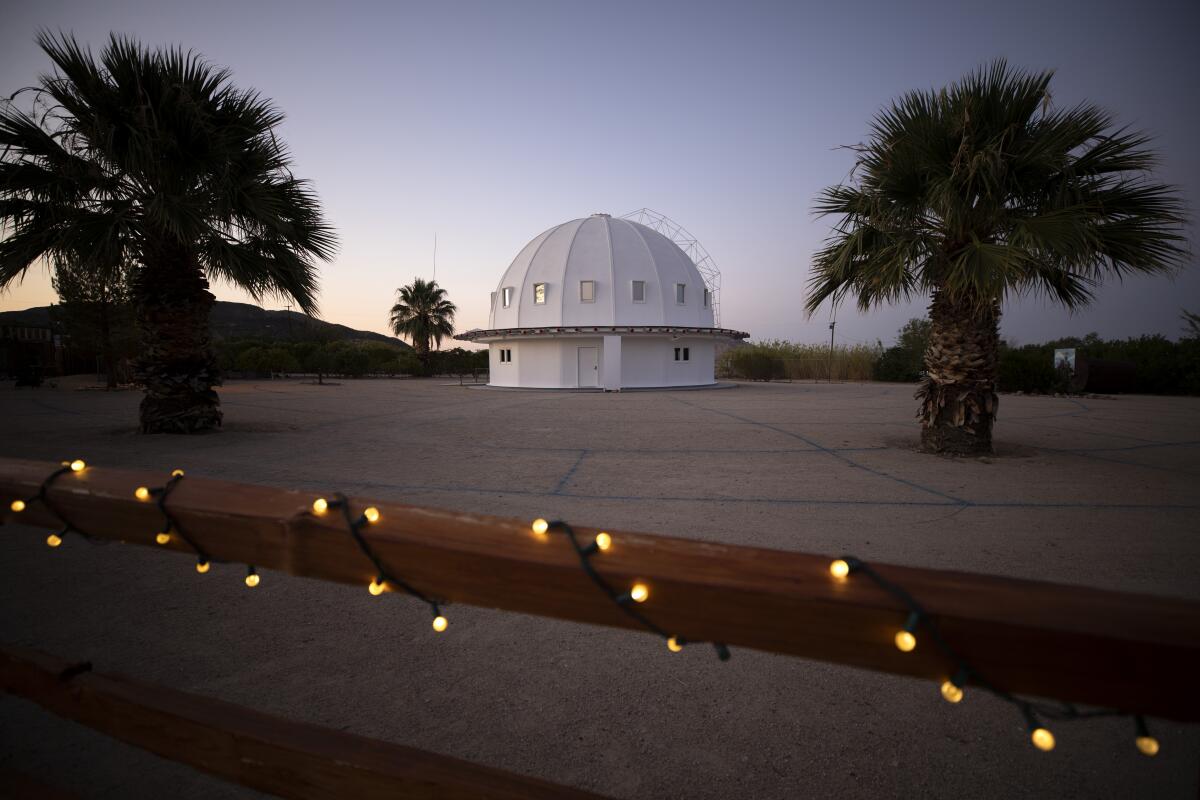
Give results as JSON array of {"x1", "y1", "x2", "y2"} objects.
[
  {"x1": 0, "y1": 33, "x2": 336, "y2": 432},
  {"x1": 389, "y1": 278, "x2": 456, "y2": 370},
  {"x1": 807, "y1": 61, "x2": 1187, "y2": 455}
]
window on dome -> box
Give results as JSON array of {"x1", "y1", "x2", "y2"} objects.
[
  {"x1": 533, "y1": 283, "x2": 546, "y2": 304},
  {"x1": 632, "y1": 280, "x2": 646, "y2": 303},
  {"x1": 675, "y1": 283, "x2": 686, "y2": 305},
  {"x1": 703, "y1": 288, "x2": 711, "y2": 308},
  {"x1": 580, "y1": 280, "x2": 595, "y2": 303},
  {"x1": 502, "y1": 287, "x2": 513, "y2": 308}
]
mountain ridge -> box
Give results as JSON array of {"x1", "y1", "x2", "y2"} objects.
[{"x1": 0, "y1": 301, "x2": 410, "y2": 349}]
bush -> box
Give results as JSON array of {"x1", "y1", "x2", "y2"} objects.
[
  {"x1": 998, "y1": 347, "x2": 1057, "y2": 393},
  {"x1": 720, "y1": 340, "x2": 879, "y2": 382}
]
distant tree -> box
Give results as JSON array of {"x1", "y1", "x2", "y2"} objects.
[
  {"x1": 389, "y1": 278, "x2": 456, "y2": 372},
  {"x1": 50, "y1": 254, "x2": 136, "y2": 387},
  {"x1": 0, "y1": 33, "x2": 336, "y2": 432},
  {"x1": 808, "y1": 61, "x2": 1187, "y2": 454},
  {"x1": 875, "y1": 318, "x2": 931, "y2": 382}
]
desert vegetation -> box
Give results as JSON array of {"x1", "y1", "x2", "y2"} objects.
[{"x1": 215, "y1": 337, "x2": 486, "y2": 380}]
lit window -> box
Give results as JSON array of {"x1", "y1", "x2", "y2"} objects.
[
  {"x1": 533, "y1": 283, "x2": 546, "y2": 304},
  {"x1": 632, "y1": 280, "x2": 646, "y2": 303},
  {"x1": 703, "y1": 288, "x2": 710, "y2": 308},
  {"x1": 502, "y1": 287, "x2": 513, "y2": 307},
  {"x1": 675, "y1": 284, "x2": 686, "y2": 305},
  {"x1": 580, "y1": 280, "x2": 595, "y2": 303}
]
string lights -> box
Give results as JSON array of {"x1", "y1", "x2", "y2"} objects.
[
  {"x1": 530, "y1": 518, "x2": 730, "y2": 660},
  {"x1": 136, "y1": 469, "x2": 213, "y2": 575},
  {"x1": 9, "y1": 459, "x2": 95, "y2": 547},
  {"x1": 4, "y1": 460, "x2": 1174, "y2": 764},
  {"x1": 314, "y1": 494, "x2": 447, "y2": 632},
  {"x1": 829, "y1": 555, "x2": 1161, "y2": 757}
]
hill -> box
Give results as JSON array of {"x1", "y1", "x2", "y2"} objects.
[{"x1": 0, "y1": 301, "x2": 410, "y2": 349}]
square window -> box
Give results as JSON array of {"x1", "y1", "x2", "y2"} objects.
[
  {"x1": 580, "y1": 280, "x2": 595, "y2": 303},
  {"x1": 502, "y1": 287, "x2": 513, "y2": 307},
  {"x1": 632, "y1": 280, "x2": 646, "y2": 303},
  {"x1": 498, "y1": 348, "x2": 512, "y2": 364},
  {"x1": 675, "y1": 283, "x2": 686, "y2": 305},
  {"x1": 533, "y1": 283, "x2": 546, "y2": 304}
]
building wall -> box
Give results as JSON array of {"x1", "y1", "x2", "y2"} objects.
[
  {"x1": 490, "y1": 338, "x2": 604, "y2": 388},
  {"x1": 490, "y1": 336, "x2": 716, "y2": 389},
  {"x1": 621, "y1": 337, "x2": 714, "y2": 387}
]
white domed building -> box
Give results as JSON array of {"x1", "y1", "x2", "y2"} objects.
[{"x1": 456, "y1": 214, "x2": 748, "y2": 389}]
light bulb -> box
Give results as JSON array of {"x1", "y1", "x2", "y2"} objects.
[
  {"x1": 369, "y1": 579, "x2": 385, "y2": 596},
  {"x1": 70, "y1": 459, "x2": 85, "y2": 472},
  {"x1": 364, "y1": 507, "x2": 380, "y2": 523},
  {"x1": 830, "y1": 559, "x2": 850, "y2": 579},
  {"x1": 1031, "y1": 727, "x2": 1055, "y2": 751},
  {"x1": 667, "y1": 636, "x2": 683, "y2": 652},
  {"x1": 155, "y1": 532, "x2": 170, "y2": 545},
  {"x1": 894, "y1": 631, "x2": 917, "y2": 652},
  {"x1": 245, "y1": 573, "x2": 260, "y2": 588},
  {"x1": 531, "y1": 518, "x2": 549, "y2": 536},
  {"x1": 432, "y1": 615, "x2": 448, "y2": 632},
  {"x1": 312, "y1": 497, "x2": 328, "y2": 514},
  {"x1": 10, "y1": 499, "x2": 25, "y2": 512},
  {"x1": 940, "y1": 680, "x2": 963, "y2": 703},
  {"x1": 595, "y1": 532, "x2": 612, "y2": 551},
  {"x1": 171, "y1": 469, "x2": 185, "y2": 477},
  {"x1": 46, "y1": 533, "x2": 63, "y2": 548},
  {"x1": 630, "y1": 583, "x2": 649, "y2": 603},
  {"x1": 196, "y1": 560, "x2": 210, "y2": 574},
  {"x1": 1135, "y1": 736, "x2": 1159, "y2": 757},
  {"x1": 135, "y1": 486, "x2": 151, "y2": 501}
]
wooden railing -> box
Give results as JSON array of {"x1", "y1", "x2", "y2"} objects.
[
  {"x1": 0, "y1": 646, "x2": 608, "y2": 800},
  {"x1": 2, "y1": 456, "x2": 1199, "y2": 796}
]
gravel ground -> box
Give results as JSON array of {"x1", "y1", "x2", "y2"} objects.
[{"x1": 1, "y1": 378, "x2": 1198, "y2": 799}]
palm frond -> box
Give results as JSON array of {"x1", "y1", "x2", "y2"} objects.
[{"x1": 808, "y1": 60, "x2": 1188, "y2": 315}]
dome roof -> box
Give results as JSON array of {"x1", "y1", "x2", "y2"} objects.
[{"x1": 488, "y1": 214, "x2": 716, "y2": 329}]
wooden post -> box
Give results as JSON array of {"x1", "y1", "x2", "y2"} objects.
[
  {"x1": 0, "y1": 646, "x2": 610, "y2": 800},
  {"x1": 2, "y1": 457, "x2": 1199, "y2": 721}
]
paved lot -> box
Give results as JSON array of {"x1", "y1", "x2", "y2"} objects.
[{"x1": 1, "y1": 379, "x2": 1198, "y2": 799}]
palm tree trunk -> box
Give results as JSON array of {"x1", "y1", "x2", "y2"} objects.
[
  {"x1": 916, "y1": 290, "x2": 1000, "y2": 455},
  {"x1": 133, "y1": 242, "x2": 222, "y2": 433}
]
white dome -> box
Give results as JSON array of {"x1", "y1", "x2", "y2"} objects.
[{"x1": 488, "y1": 214, "x2": 715, "y2": 329}]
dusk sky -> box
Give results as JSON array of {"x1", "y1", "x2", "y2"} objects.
[{"x1": 2, "y1": 0, "x2": 1196, "y2": 348}]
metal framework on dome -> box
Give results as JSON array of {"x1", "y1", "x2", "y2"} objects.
[{"x1": 620, "y1": 208, "x2": 722, "y2": 326}]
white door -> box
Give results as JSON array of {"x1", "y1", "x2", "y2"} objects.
[{"x1": 577, "y1": 347, "x2": 599, "y2": 387}]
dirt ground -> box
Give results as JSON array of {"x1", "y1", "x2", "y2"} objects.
[{"x1": 1, "y1": 378, "x2": 1198, "y2": 799}]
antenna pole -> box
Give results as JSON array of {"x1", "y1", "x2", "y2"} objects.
[{"x1": 828, "y1": 320, "x2": 836, "y2": 383}]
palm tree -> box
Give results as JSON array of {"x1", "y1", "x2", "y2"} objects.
[
  {"x1": 0, "y1": 33, "x2": 336, "y2": 432},
  {"x1": 807, "y1": 61, "x2": 1187, "y2": 455},
  {"x1": 389, "y1": 278, "x2": 456, "y2": 371}
]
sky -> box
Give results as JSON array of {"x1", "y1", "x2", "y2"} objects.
[{"x1": 1, "y1": 0, "x2": 1197, "y2": 348}]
